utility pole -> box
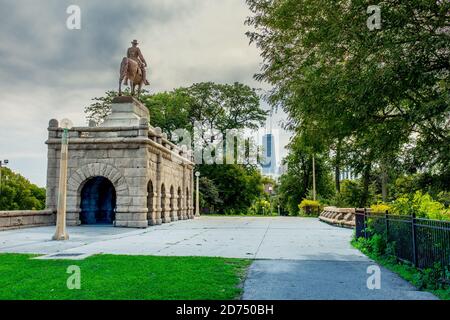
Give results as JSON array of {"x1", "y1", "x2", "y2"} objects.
[
  {"x1": 53, "y1": 119, "x2": 73, "y2": 241},
  {"x1": 312, "y1": 155, "x2": 316, "y2": 201},
  {"x1": 195, "y1": 171, "x2": 200, "y2": 217}
]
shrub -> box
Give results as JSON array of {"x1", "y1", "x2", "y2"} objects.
[
  {"x1": 298, "y1": 199, "x2": 321, "y2": 216},
  {"x1": 370, "y1": 203, "x2": 391, "y2": 214},
  {"x1": 391, "y1": 191, "x2": 449, "y2": 220},
  {"x1": 249, "y1": 199, "x2": 272, "y2": 215}
]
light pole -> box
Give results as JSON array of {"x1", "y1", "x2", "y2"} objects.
[
  {"x1": 195, "y1": 171, "x2": 200, "y2": 217},
  {"x1": 53, "y1": 119, "x2": 73, "y2": 241},
  {"x1": 0, "y1": 159, "x2": 9, "y2": 196},
  {"x1": 312, "y1": 155, "x2": 316, "y2": 201}
]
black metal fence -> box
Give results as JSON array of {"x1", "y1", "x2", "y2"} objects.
[{"x1": 355, "y1": 209, "x2": 450, "y2": 271}]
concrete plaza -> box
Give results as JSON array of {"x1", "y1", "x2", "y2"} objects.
[
  {"x1": 0, "y1": 216, "x2": 437, "y2": 300},
  {"x1": 0, "y1": 216, "x2": 364, "y2": 260}
]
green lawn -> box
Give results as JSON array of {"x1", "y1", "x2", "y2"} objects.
[{"x1": 0, "y1": 254, "x2": 251, "y2": 300}]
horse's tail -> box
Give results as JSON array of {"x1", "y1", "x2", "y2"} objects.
[{"x1": 120, "y1": 57, "x2": 128, "y2": 81}]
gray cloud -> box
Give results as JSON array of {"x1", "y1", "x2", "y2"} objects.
[
  {"x1": 0, "y1": 0, "x2": 204, "y2": 88},
  {"x1": 0, "y1": 0, "x2": 288, "y2": 186}
]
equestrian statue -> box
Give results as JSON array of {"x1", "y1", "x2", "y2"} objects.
[{"x1": 119, "y1": 40, "x2": 150, "y2": 97}]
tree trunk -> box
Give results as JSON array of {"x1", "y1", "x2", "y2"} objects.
[
  {"x1": 335, "y1": 140, "x2": 342, "y2": 193},
  {"x1": 381, "y1": 167, "x2": 388, "y2": 202},
  {"x1": 359, "y1": 162, "x2": 372, "y2": 208}
]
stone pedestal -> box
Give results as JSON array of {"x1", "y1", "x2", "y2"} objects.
[{"x1": 102, "y1": 96, "x2": 150, "y2": 127}]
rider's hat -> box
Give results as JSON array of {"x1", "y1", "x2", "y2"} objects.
[{"x1": 131, "y1": 40, "x2": 139, "y2": 45}]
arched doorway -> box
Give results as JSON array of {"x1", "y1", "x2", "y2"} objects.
[
  {"x1": 170, "y1": 185, "x2": 175, "y2": 218},
  {"x1": 186, "y1": 187, "x2": 190, "y2": 216},
  {"x1": 147, "y1": 180, "x2": 154, "y2": 222},
  {"x1": 80, "y1": 177, "x2": 116, "y2": 225},
  {"x1": 177, "y1": 187, "x2": 182, "y2": 219},
  {"x1": 160, "y1": 183, "x2": 166, "y2": 221}
]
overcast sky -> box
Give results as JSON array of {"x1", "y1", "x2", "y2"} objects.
[{"x1": 0, "y1": 0, "x2": 290, "y2": 187}]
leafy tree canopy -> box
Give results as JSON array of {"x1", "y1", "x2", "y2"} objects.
[{"x1": 0, "y1": 168, "x2": 46, "y2": 211}]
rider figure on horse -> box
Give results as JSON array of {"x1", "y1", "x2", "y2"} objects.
[{"x1": 126, "y1": 40, "x2": 150, "y2": 86}]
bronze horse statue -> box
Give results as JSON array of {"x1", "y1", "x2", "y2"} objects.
[{"x1": 119, "y1": 57, "x2": 145, "y2": 97}]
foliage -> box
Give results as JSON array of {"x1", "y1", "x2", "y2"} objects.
[
  {"x1": 277, "y1": 137, "x2": 334, "y2": 215},
  {"x1": 0, "y1": 168, "x2": 46, "y2": 211},
  {"x1": 354, "y1": 234, "x2": 386, "y2": 258},
  {"x1": 246, "y1": 0, "x2": 450, "y2": 208},
  {"x1": 331, "y1": 179, "x2": 376, "y2": 208},
  {"x1": 85, "y1": 82, "x2": 268, "y2": 135},
  {"x1": 249, "y1": 199, "x2": 272, "y2": 215},
  {"x1": 353, "y1": 237, "x2": 450, "y2": 300},
  {"x1": 298, "y1": 199, "x2": 321, "y2": 216},
  {"x1": 0, "y1": 254, "x2": 251, "y2": 300},
  {"x1": 391, "y1": 191, "x2": 449, "y2": 220},
  {"x1": 85, "y1": 82, "x2": 268, "y2": 214},
  {"x1": 198, "y1": 164, "x2": 264, "y2": 215},
  {"x1": 199, "y1": 177, "x2": 222, "y2": 214},
  {"x1": 370, "y1": 203, "x2": 391, "y2": 214},
  {"x1": 143, "y1": 90, "x2": 192, "y2": 134},
  {"x1": 437, "y1": 192, "x2": 450, "y2": 208},
  {"x1": 392, "y1": 174, "x2": 450, "y2": 201}
]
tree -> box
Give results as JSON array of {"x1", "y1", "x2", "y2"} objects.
[
  {"x1": 198, "y1": 164, "x2": 264, "y2": 215},
  {"x1": 85, "y1": 82, "x2": 268, "y2": 135},
  {"x1": 246, "y1": 0, "x2": 450, "y2": 206},
  {"x1": 199, "y1": 176, "x2": 222, "y2": 213},
  {"x1": 85, "y1": 82, "x2": 269, "y2": 214},
  {"x1": 277, "y1": 137, "x2": 334, "y2": 215},
  {"x1": 0, "y1": 168, "x2": 46, "y2": 211}
]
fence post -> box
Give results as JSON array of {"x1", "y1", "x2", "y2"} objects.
[
  {"x1": 411, "y1": 211, "x2": 418, "y2": 267},
  {"x1": 363, "y1": 208, "x2": 368, "y2": 239}
]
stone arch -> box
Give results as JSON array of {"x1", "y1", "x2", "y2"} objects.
[
  {"x1": 177, "y1": 186, "x2": 182, "y2": 220},
  {"x1": 161, "y1": 183, "x2": 168, "y2": 223},
  {"x1": 186, "y1": 187, "x2": 191, "y2": 218},
  {"x1": 66, "y1": 163, "x2": 129, "y2": 225},
  {"x1": 169, "y1": 185, "x2": 175, "y2": 221},
  {"x1": 147, "y1": 179, "x2": 155, "y2": 224},
  {"x1": 80, "y1": 176, "x2": 116, "y2": 225}
]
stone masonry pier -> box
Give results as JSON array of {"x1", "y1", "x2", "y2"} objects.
[{"x1": 45, "y1": 96, "x2": 195, "y2": 228}]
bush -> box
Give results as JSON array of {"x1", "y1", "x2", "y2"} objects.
[
  {"x1": 370, "y1": 203, "x2": 391, "y2": 214},
  {"x1": 391, "y1": 191, "x2": 449, "y2": 220},
  {"x1": 248, "y1": 199, "x2": 272, "y2": 215},
  {"x1": 298, "y1": 199, "x2": 321, "y2": 216},
  {"x1": 354, "y1": 234, "x2": 386, "y2": 257}
]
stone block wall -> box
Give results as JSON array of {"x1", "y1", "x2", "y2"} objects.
[
  {"x1": 45, "y1": 97, "x2": 195, "y2": 229},
  {"x1": 319, "y1": 207, "x2": 355, "y2": 228},
  {"x1": 0, "y1": 210, "x2": 56, "y2": 231}
]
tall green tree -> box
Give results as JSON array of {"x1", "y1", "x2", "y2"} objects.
[
  {"x1": 246, "y1": 0, "x2": 450, "y2": 205},
  {"x1": 85, "y1": 82, "x2": 269, "y2": 214},
  {"x1": 0, "y1": 168, "x2": 46, "y2": 211},
  {"x1": 278, "y1": 136, "x2": 334, "y2": 215},
  {"x1": 198, "y1": 164, "x2": 264, "y2": 215}
]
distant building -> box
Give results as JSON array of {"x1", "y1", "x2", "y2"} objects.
[
  {"x1": 340, "y1": 167, "x2": 359, "y2": 181},
  {"x1": 261, "y1": 133, "x2": 277, "y2": 176}
]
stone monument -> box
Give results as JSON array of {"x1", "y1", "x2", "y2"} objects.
[{"x1": 45, "y1": 96, "x2": 195, "y2": 228}]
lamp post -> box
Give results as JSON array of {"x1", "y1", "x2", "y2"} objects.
[
  {"x1": 312, "y1": 155, "x2": 316, "y2": 201},
  {"x1": 53, "y1": 119, "x2": 73, "y2": 241},
  {"x1": 0, "y1": 159, "x2": 9, "y2": 196},
  {"x1": 195, "y1": 171, "x2": 200, "y2": 217}
]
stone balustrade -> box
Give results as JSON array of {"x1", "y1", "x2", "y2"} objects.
[
  {"x1": 319, "y1": 207, "x2": 355, "y2": 228},
  {"x1": 0, "y1": 210, "x2": 56, "y2": 231}
]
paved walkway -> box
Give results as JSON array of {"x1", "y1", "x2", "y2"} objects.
[{"x1": 0, "y1": 217, "x2": 437, "y2": 300}]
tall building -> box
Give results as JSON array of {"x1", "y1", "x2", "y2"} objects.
[{"x1": 261, "y1": 133, "x2": 277, "y2": 176}]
